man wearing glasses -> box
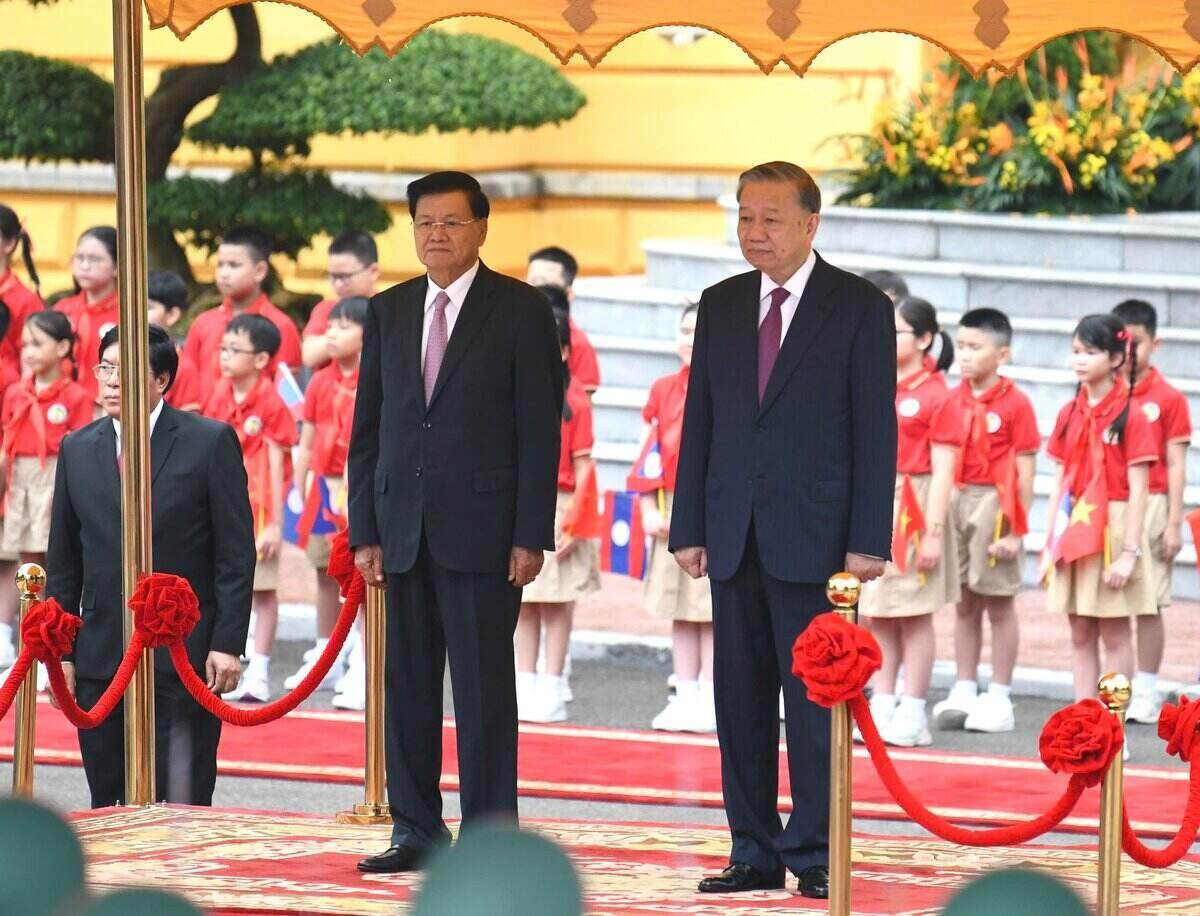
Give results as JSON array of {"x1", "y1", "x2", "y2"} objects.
[
  {"x1": 348, "y1": 170, "x2": 562, "y2": 873},
  {"x1": 46, "y1": 325, "x2": 256, "y2": 808}
]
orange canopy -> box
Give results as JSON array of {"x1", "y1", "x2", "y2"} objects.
[{"x1": 144, "y1": 1, "x2": 1200, "y2": 73}]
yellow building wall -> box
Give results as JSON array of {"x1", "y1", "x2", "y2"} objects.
[{"x1": 0, "y1": 2, "x2": 923, "y2": 295}]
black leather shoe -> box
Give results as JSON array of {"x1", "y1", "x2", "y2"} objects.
[
  {"x1": 796, "y1": 865, "x2": 830, "y2": 899},
  {"x1": 357, "y1": 845, "x2": 427, "y2": 873},
  {"x1": 698, "y1": 863, "x2": 786, "y2": 893}
]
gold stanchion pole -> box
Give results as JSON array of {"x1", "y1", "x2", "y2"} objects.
[
  {"x1": 337, "y1": 584, "x2": 389, "y2": 824},
  {"x1": 1096, "y1": 672, "x2": 1131, "y2": 916},
  {"x1": 111, "y1": 0, "x2": 155, "y2": 807},
  {"x1": 826, "y1": 571, "x2": 861, "y2": 916},
  {"x1": 11, "y1": 563, "x2": 46, "y2": 796}
]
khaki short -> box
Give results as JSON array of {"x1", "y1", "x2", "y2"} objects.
[
  {"x1": 861, "y1": 474, "x2": 961, "y2": 618},
  {"x1": 1144, "y1": 493, "x2": 1172, "y2": 609},
  {"x1": 253, "y1": 551, "x2": 280, "y2": 592},
  {"x1": 643, "y1": 494, "x2": 712, "y2": 622},
  {"x1": 951, "y1": 484, "x2": 1023, "y2": 598},
  {"x1": 1047, "y1": 500, "x2": 1155, "y2": 618},
  {"x1": 522, "y1": 491, "x2": 601, "y2": 604},
  {"x1": 2, "y1": 456, "x2": 57, "y2": 555}
]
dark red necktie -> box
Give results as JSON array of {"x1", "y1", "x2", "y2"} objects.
[{"x1": 758, "y1": 286, "x2": 789, "y2": 403}]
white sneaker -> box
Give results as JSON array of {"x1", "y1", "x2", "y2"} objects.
[
  {"x1": 519, "y1": 675, "x2": 567, "y2": 723},
  {"x1": 652, "y1": 682, "x2": 701, "y2": 732},
  {"x1": 1179, "y1": 682, "x2": 1200, "y2": 702},
  {"x1": 1126, "y1": 690, "x2": 1163, "y2": 725},
  {"x1": 964, "y1": 692, "x2": 1015, "y2": 733},
  {"x1": 855, "y1": 694, "x2": 897, "y2": 744},
  {"x1": 331, "y1": 679, "x2": 366, "y2": 711},
  {"x1": 284, "y1": 645, "x2": 347, "y2": 691},
  {"x1": 223, "y1": 669, "x2": 270, "y2": 703},
  {"x1": 333, "y1": 630, "x2": 363, "y2": 694},
  {"x1": 880, "y1": 701, "x2": 932, "y2": 748},
  {"x1": 933, "y1": 684, "x2": 978, "y2": 730},
  {"x1": 559, "y1": 674, "x2": 574, "y2": 704},
  {"x1": 336, "y1": 655, "x2": 365, "y2": 703},
  {"x1": 515, "y1": 672, "x2": 538, "y2": 720}
]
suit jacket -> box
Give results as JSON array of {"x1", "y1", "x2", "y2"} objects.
[
  {"x1": 348, "y1": 262, "x2": 563, "y2": 575},
  {"x1": 668, "y1": 253, "x2": 897, "y2": 583},
  {"x1": 47, "y1": 403, "x2": 256, "y2": 680}
]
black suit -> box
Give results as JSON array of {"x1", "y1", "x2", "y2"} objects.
[
  {"x1": 47, "y1": 402, "x2": 256, "y2": 807},
  {"x1": 669, "y1": 254, "x2": 896, "y2": 874},
  {"x1": 348, "y1": 262, "x2": 561, "y2": 850}
]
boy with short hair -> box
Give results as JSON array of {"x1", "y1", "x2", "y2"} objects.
[
  {"x1": 301, "y1": 231, "x2": 380, "y2": 370},
  {"x1": 863, "y1": 270, "x2": 910, "y2": 304},
  {"x1": 148, "y1": 270, "x2": 203, "y2": 413},
  {"x1": 935, "y1": 307, "x2": 1040, "y2": 734},
  {"x1": 202, "y1": 313, "x2": 299, "y2": 702},
  {"x1": 185, "y1": 226, "x2": 302, "y2": 403},
  {"x1": 285, "y1": 296, "x2": 367, "y2": 708},
  {"x1": 1112, "y1": 299, "x2": 1191, "y2": 723},
  {"x1": 526, "y1": 245, "x2": 600, "y2": 394}
]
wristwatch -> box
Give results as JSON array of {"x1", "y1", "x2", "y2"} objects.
[{"x1": 1122, "y1": 546, "x2": 1143, "y2": 558}]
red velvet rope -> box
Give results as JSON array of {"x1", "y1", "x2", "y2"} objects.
[
  {"x1": 851, "y1": 694, "x2": 1087, "y2": 845},
  {"x1": 1121, "y1": 754, "x2": 1200, "y2": 868},
  {"x1": 44, "y1": 633, "x2": 147, "y2": 729},
  {"x1": 170, "y1": 575, "x2": 364, "y2": 726},
  {"x1": 0, "y1": 649, "x2": 34, "y2": 721}
]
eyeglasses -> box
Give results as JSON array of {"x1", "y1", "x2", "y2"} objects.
[
  {"x1": 93, "y1": 363, "x2": 118, "y2": 380},
  {"x1": 412, "y1": 218, "x2": 480, "y2": 235},
  {"x1": 327, "y1": 267, "x2": 371, "y2": 284},
  {"x1": 219, "y1": 345, "x2": 255, "y2": 357},
  {"x1": 72, "y1": 253, "x2": 112, "y2": 267}
]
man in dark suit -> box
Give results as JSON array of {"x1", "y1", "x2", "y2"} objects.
[
  {"x1": 47, "y1": 325, "x2": 255, "y2": 808},
  {"x1": 348, "y1": 171, "x2": 562, "y2": 872},
  {"x1": 669, "y1": 161, "x2": 896, "y2": 898}
]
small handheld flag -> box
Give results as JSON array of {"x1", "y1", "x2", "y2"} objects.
[
  {"x1": 1186, "y1": 507, "x2": 1200, "y2": 574},
  {"x1": 890, "y1": 475, "x2": 926, "y2": 575},
  {"x1": 276, "y1": 363, "x2": 305, "y2": 421},
  {"x1": 626, "y1": 428, "x2": 664, "y2": 494},
  {"x1": 563, "y1": 465, "x2": 604, "y2": 539},
  {"x1": 1052, "y1": 472, "x2": 1108, "y2": 566},
  {"x1": 284, "y1": 478, "x2": 338, "y2": 548},
  {"x1": 601, "y1": 490, "x2": 647, "y2": 579}
]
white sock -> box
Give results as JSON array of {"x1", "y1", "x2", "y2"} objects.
[
  {"x1": 953, "y1": 680, "x2": 978, "y2": 696},
  {"x1": 516, "y1": 671, "x2": 537, "y2": 689},
  {"x1": 872, "y1": 692, "x2": 896, "y2": 709},
  {"x1": 1133, "y1": 671, "x2": 1158, "y2": 695},
  {"x1": 987, "y1": 682, "x2": 1012, "y2": 700},
  {"x1": 247, "y1": 654, "x2": 270, "y2": 678},
  {"x1": 676, "y1": 680, "x2": 699, "y2": 699},
  {"x1": 900, "y1": 696, "x2": 926, "y2": 715}
]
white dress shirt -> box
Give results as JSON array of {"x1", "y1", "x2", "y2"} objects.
[
  {"x1": 113, "y1": 398, "x2": 165, "y2": 459},
  {"x1": 758, "y1": 250, "x2": 817, "y2": 344},
  {"x1": 422, "y1": 260, "x2": 481, "y2": 369}
]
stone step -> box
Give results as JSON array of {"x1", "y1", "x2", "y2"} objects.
[
  {"x1": 641, "y1": 240, "x2": 1200, "y2": 327},
  {"x1": 720, "y1": 196, "x2": 1200, "y2": 276},
  {"x1": 587, "y1": 334, "x2": 679, "y2": 389}
]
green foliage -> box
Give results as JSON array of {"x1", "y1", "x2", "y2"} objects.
[
  {"x1": 147, "y1": 168, "x2": 391, "y2": 260},
  {"x1": 188, "y1": 31, "x2": 587, "y2": 157},
  {"x1": 0, "y1": 50, "x2": 113, "y2": 162}
]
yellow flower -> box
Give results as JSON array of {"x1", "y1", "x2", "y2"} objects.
[
  {"x1": 1124, "y1": 92, "x2": 1150, "y2": 128},
  {"x1": 1079, "y1": 154, "x2": 1107, "y2": 189},
  {"x1": 1077, "y1": 74, "x2": 1107, "y2": 111},
  {"x1": 1182, "y1": 71, "x2": 1200, "y2": 107},
  {"x1": 998, "y1": 160, "x2": 1020, "y2": 190}
]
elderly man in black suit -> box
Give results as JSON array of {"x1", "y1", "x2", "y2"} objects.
[
  {"x1": 348, "y1": 171, "x2": 562, "y2": 873},
  {"x1": 670, "y1": 161, "x2": 896, "y2": 898}
]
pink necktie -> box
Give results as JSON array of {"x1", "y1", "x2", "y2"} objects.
[
  {"x1": 424, "y1": 291, "x2": 450, "y2": 405},
  {"x1": 758, "y1": 286, "x2": 789, "y2": 403}
]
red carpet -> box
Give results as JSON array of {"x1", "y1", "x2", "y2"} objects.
[
  {"x1": 5, "y1": 698, "x2": 1192, "y2": 837},
  {"x1": 72, "y1": 806, "x2": 1200, "y2": 914}
]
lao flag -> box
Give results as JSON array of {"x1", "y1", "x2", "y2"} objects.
[
  {"x1": 283, "y1": 479, "x2": 337, "y2": 547},
  {"x1": 626, "y1": 428, "x2": 664, "y2": 493},
  {"x1": 890, "y1": 475, "x2": 926, "y2": 575},
  {"x1": 1053, "y1": 472, "x2": 1108, "y2": 565},
  {"x1": 276, "y1": 363, "x2": 305, "y2": 421},
  {"x1": 601, "y1": 490, "x2": 647, "y2": 579}
]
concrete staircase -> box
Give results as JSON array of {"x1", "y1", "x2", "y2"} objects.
[{"x1": 572, "y1": 199, "x2": 1200, "y2": 599}]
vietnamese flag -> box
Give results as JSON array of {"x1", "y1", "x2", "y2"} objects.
[
  {"x1": 1186, "y1": 508, "x2": 1200, "y2": 573},
  {"x1": 563, "y1": 464, "x2": 604, "y2": 539},
  {"x1": 994, "y1": 449, "x2": 1029, "y2": 537},
  {"x1": 890, "y1": 475, "x2": 926, "y2": 574},
  {"x1": 1054, "y1": 471, "x2": 1108, "y2": 565}
]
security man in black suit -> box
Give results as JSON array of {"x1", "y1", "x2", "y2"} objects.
[
  {"x1": 670, "y1": 161, "x2": 896, "y2": 899},
  {"x1": 47, "y1": 325, "x2": 255, "y2": 808},
  {"x1": 348, "y1": 171, "x2": 562, "y2": 872}
]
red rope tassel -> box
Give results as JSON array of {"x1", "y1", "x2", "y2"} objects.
[
  {"x1": 1121, "y1": 754, "x2": 1200, "y2": 868},
  {"x1": 44, "y1": 633, "x2": 147, "y2": 729},
  {"x1": 0, "y1": 649, "x2": 34, "y2": 720}
]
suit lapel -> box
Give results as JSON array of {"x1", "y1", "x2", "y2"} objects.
[
  {"x1": 150, "y1": 403, "x2": 179, "y2": 485},
  {"x1": 734, "y1": 272, "x2": 763, "y2": 415},
  {"x1": 758, "y1": 254, "x2": 836, "y2": 417},
  {"x1": 405, "y1": 277, "x2": 428, "y2": 397},
  {"x1": 93, "y1": 420, "x2": 120, "y2": 510},
  {"x1": 427, "y1": 264, "x2": 498, "y2": 411}
]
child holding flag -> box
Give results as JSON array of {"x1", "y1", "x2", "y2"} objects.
[
  {"x1": 515, "y1": 305, "x2": 600, "y2": 723},
  {"x1": 1045, "y1": 314, "x2": 1156, "y2": 703},
  {"x1": 203, "y1": 314, "x2": 299, "y2": 702},
  {"x1": 633, "y1": 304, "x2": 717, "y2": 733},
  {"x1": 935, "y1": 308, "x2": 1040, "y2": 735},
  {"x1": 858, "y1": 297, "x2": 960, "y2": 747},
  {"x1": 1111, "y1": 300, "x2": 1191, "y2": 724}
]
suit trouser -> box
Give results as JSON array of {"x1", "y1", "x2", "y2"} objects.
[
  {"x1": 384, "y1": 533, "x2": 523, "y2": 849},
  {"x1": 76, "y1": 672, "x2": 224, "y2": 808},
  {"x1": 710, "y1": 527, "x2": 832, "y2": 874}
]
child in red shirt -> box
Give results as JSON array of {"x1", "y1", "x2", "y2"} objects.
[
  {"x1": 287, "y1": 296, "x2": 366, "y2": 709},
  {"x1": 185, "y1": 226, "x2": 302, "y2": 403},
  {"x1": 859, "y1": 298, "x2": 961, "y2": 748},
  {"x1": 0, "y1": 205, "x2": 44, "y2": 383},
  {"x1": 55, "y1": 226, "x2": 119, "y2": 405},
  {"x1": 148, "y1": 270, "x2": 204, "y2": 413},
  {"x1": 203, "y1": 313, "x2": 299, "y2": 702},
  {"x1": 515, "y1": 305, "x2": 599, "y2": 724},
  {"x1": 0, "y1": 311, "x2": 92, "y2": 565},
  {"x1": 934, "y1": 308, "x2": 1041, "y2": 735},
  {"x1": 301, "y1": 231, "x2": 379, "y2": 370},
  {"x1": 1046, "y1": 314, "x2": 1157, "y2": 703},
  {"x1": 1110, "y1": 300, "x2": 1191, "y2": 722},
  {"x1": 526, "y1": 247, "x2": 601, "y2": 394}
]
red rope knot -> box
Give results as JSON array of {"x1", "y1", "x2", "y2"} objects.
[
  {"x1": 790, "y1": 611, "x2": 882, "y2": 708},
  {"x1": 21, "y1": 598, "x2": 81, "y2": 661},
  {"x1": 326, "y1": 528, "x2": 358, "y2": 597},
  {"x1": 1158, "y1": 697, "x2": 1200, "y2": 762},
  {"x1": 129, "y1": 573, "x2": 200, "y2": 647},
  {"x1": 1038, "y1": 698, "x2": 1124, "y2": 788}
]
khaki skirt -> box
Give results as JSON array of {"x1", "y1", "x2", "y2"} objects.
[
  {"x1": 522, "y1": 491, "x2": 601, "y2": 605},
  {"x1": 643, "y1": 492, "x2": 712, "y2": 622},
  {"x1": 1047, "y1": 500, "x2": 1156, "y2": 618},
  {"x1": 2, "y1": 456, "x2": 57, "y2": 555},
  {"x1": 952, "y1": 483, "x2": 1024, "y2": 598},
  {"x1": 1144, "y1": 492, "x2": 1172, "y2": 610},
  {"x1": 860, "y1": 474, "x2": 961, "y2": 618}
]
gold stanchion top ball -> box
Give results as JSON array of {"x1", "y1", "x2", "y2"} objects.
[
  {"x1": 1097, "y1": 673, "x2": 1132, "y2": 711},
  {"x1": 826, "y1": 572, "x2": 861, "y2": 608},
  {"x1": 15, "y1": 563, "x2": 46, "y2": 597}
]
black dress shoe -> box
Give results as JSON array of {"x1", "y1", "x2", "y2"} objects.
[
  {"x1": 698, "y1": 863, "x2": 786, "y2": 893},
  {"x1": 357, "y1": 845, "x2": 427, "y2": 873},
  {"x1": 796, "y1": 864, "x2": 830, "y2": 899}
]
